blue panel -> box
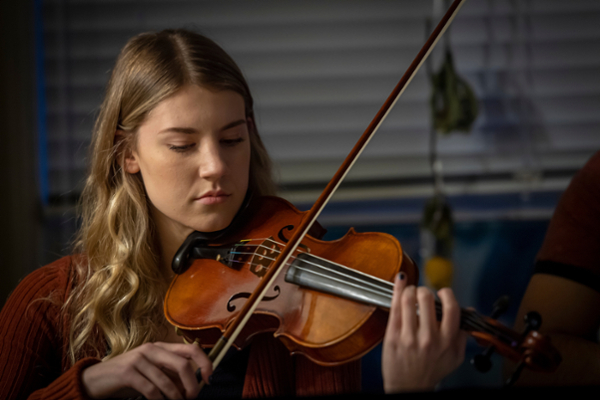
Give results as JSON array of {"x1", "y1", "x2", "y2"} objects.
[{"x1": 34, "y1": 0, "x2": 48, "y2": 205}]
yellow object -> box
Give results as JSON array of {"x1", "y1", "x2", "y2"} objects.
[{"x1": 424, "y1": 256, "x2": 453, "y2": 290}]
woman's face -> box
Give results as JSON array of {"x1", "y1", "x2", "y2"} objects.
[{"x1": 124, "y1": 84, "x2": 251, "y2": 240}]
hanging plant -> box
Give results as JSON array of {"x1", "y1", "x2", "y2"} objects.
[
  {"x1": 430, "y1": 50, "x2": 478, "y2": 134},
  {"x1": 421, "y1": 18, "x2": 478, "y2": 289}
]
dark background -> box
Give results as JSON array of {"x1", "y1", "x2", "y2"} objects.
[{"x1": 2, "y1": 0, "x2": 600, "y2": 392}]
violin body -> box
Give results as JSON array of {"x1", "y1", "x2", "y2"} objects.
[{"x1": 164, "y1": 196, "x2": 419, "y2": 366}]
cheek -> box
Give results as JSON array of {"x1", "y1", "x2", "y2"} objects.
[{"x1": 139, "y1": 158, "x2": 193, "y2": 208}]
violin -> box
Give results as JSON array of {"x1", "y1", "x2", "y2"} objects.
[
  {"x1": 164, "y1": 0, "x2": 561, "y2": 387},
  {"x1": 165, "y1": 196, "x2": 561, "y2": 375},
  {"x1": 165, "y1": 195, "x2": 414, "y2": 366}
]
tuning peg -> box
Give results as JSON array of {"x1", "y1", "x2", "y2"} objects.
[
  {"x1": 505, "y1": 311, "x2": 543, "y2": 386},
  {"x1": 523, "y1": 311, "x2": 541, "y2": 332},
  {"x1": 470, "y1": 296, "x2": 511, "y2": 373}
]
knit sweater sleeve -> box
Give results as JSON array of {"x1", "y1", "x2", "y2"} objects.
[{"x1": 0, "y1": 257, "x2": 100, "y2": 400}]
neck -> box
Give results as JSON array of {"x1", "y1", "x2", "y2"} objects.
[
  {"x1": 150, "y1": 212, "x2": 193, "y2": 283},
  {"x1": 157, "y1": 234, "x2": 183, "y2": 282}
]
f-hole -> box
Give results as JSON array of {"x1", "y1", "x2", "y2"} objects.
[
  {"x1": 278, "y1": 225, "x2": 311, "y2": 253},
  {"x1": 278, "y1": 225, "x2": 295, "y2": 243},
  {"x1": 227, "y1": 286, "x2": 281, "y2": 312}
]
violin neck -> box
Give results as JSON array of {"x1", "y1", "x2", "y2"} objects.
[
  {"x1": 285, "y1": 252, "x2": 488, "y2": 333},
  {"x1": 285, "y1": 251, "x2": 394, "y2": 308}
]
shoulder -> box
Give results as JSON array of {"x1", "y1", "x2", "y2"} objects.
[
  {"x1": 16, "y1": 255, "x2": 81, "y2": 300},
  {"x1": 579, "y1": 150, "x2": 600, "y2": 174},
  {"x1": 0, "y1": 255, "x2": 86, "y2": 365},
  {"x1": 1, "y1": 255, "x2": 84, "y2": 323},
  {"x1": 535, "y1": 151, "x2": 600, "y2": 285},
  {"x1": 542, "y1": 152, "x2": 600, "y2": 232},
  {"x1": 564, "y1": 151, "x2": 600, "y2": 198}
]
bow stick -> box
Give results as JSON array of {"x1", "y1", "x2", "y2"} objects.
[{"x1": 200, "y1": 0, "x2": 468, "y2": 387}]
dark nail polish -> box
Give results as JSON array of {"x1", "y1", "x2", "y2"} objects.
[{"x1": 398, "y1": 272, "x2": 406, "y2": 280}]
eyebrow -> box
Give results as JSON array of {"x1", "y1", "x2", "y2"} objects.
[{"x1": 158, "y1": 119, "x2": 246, "y2": 135}]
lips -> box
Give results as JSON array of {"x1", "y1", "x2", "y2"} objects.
[{"x1": 196, "y1": 190, "x2": 231, "y2": 205}]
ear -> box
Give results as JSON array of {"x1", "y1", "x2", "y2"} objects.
[{"x1": 115, "y1": 130, "x2": 140, "y2": 174}]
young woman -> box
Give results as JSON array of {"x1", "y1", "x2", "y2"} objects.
[{"x1": 0, "y1": 29, "x2": 466, "y2": 399}]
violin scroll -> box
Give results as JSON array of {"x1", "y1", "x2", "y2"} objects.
[
  {"x1": 468, "y1": 307, "x2": 561, "y2": 384},
  {"x1": 504, "y1": 312, "x2": 561, "y2": 386}
]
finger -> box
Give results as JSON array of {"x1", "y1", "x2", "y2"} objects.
[
  {"x1": 153, "y1": 341, "x2": 213, "y2": 379},
  {"x1": 134, "y1": 351, "x2": 183, "y2": 400},
  {"x1": 401, "y1": 285, "x2": 418, "y2": 336},
  {"x1": 437, "y1": 288, "x2": 461, "y2": 338},
  {"x1": 141, "y1": 344, "x2": 199, "y2": 399},
  {"x1": 122, "y1": 376, "x2": 165, "y2": 400},
  {"x1": 126, "y1": 372, "x2": 165, "y2": 400},
  {"x1": 416, "y1": 287, "x2": 438, "y2": 338},
  {"x1": 386, "y1": 272, "x2": 408, "y2": 339},
  {"x1": 81, "y1": 359, "x2": 166, "y2": 400},
  {"x1": 154, "y1": 342, "x2": 213, "y2": 388}
]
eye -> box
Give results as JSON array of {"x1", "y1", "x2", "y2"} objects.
[
  {"x1": 169, "y1": 143, "x2": 196, "y2": 153},
  {"x1": 221, "y1": 137, "x2": 245, "y2": 147}
]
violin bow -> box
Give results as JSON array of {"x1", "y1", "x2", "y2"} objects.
[{"x1": 201, "y1": 0, "x2": 468, "y2": 383}]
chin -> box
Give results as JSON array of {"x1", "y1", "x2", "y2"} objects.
[{"x1": 192, "y1": 215, "x2": 235, "y2": 233}]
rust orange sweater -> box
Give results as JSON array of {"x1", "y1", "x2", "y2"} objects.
[
  {"x1": 0, "y1": 256, "x2": 99, "y2": 399},
  {"x1": 0, "y1": 256, "x2": 360, "y2": 399}
]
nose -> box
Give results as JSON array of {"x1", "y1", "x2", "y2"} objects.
[{"x1": 198, "y1": 140, "x2": 226, "y2": 181}]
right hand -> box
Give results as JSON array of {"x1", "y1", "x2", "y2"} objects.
[{"x1": 81, "y1": 342, "x2": 213, "y2": 399}]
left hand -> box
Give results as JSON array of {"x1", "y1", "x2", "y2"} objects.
[{"x1": 382, "y1": 273, "x2": 467, "y2": 392}]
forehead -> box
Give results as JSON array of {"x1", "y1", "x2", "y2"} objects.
[{"x1": 144, "y1": 84, "x2": 246, "y2": 128}]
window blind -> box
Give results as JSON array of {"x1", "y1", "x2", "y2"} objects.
[{"x1": 41, "y1": 0, "x2": 600, "y2": 211}]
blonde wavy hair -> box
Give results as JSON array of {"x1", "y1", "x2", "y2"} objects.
[{"x1": 67, "y1": 29, "x2": 275, "y2": 363}]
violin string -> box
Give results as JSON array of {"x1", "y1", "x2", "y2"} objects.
[
  {"x1": 433, "y1": 303, "x2": 515, "y2": 343},
  {"x1": 232, "y1": 242, "x2": 511, "y2": 340},
  {"x1": 223, "y1": 239, "x2": 514, "y2": 343},
  {"x1": 229, "y1": 252, "x2": 513, "y2": 342},
  {"x1": 232, "y1": 240, "x2": 392, "y2": 290},
  {"x1": 243, "y1": 240, "x2": 505, "y2": 331},
  {"x1": 229, "y1": 242, "x2": 395, "y2": 299},
  {"x1": 232, "y1": 239, "x2": 395, "y2": 295},
  {"x1": 229, "y1": 249, "x2": 512, "y2": 342},
  {"x1": 227, "y1": 250, "x2": 395, "y2": 303}
]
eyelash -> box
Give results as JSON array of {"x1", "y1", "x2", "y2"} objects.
[
  {"x1": 221, "y1": 137, "x2": 245, "y2": 146},
  {"x1": 168, "y1": 138, "x2": 245, "y2": 153},
  {"x1": 169, "y1": 144, "x2": 195, "y2": 153}
]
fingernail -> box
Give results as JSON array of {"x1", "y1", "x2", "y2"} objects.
[{"x1": 398, "y1": 272, "x2": 406, "y2": 280}]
